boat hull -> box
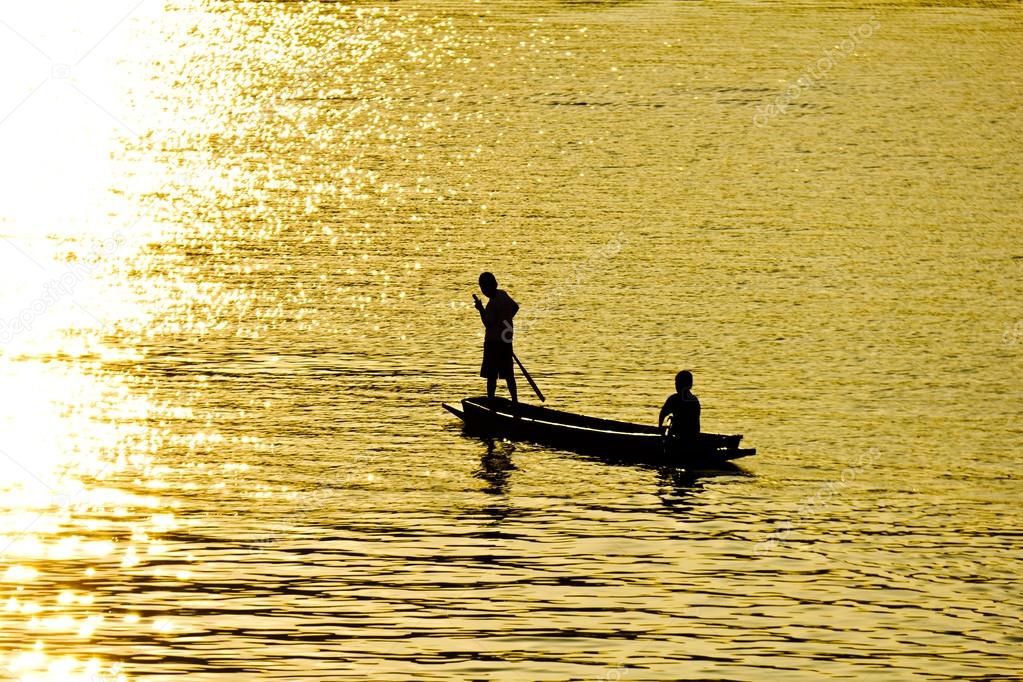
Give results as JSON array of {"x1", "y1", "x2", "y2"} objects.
[{"x1": 443, "y1": 397, "x2": 755, "y2": 467}]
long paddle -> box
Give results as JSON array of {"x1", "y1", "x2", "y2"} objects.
[{"x1": 512, "y1": 351, "x2": 545, "y2": 403}]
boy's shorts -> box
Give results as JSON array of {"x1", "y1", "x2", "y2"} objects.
[{"x1": 480, "y1": 340, "x2": 514, "y2": 379}]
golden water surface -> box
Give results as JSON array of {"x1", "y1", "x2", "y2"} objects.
[{"x1": 0, "y1": 1, "x2": 1021, "y2": 679}]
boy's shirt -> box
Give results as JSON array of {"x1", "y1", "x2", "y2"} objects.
[
  {"x1": 662, "y1": 391, "x2": 701, "y2": 436},
  {"x1": 483, "y1": 289, "x2": 519, "y2": 342}
]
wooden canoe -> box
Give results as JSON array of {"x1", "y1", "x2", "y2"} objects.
[{"x1": 443, "y1": 396, "x2": 755, "y2": 466}]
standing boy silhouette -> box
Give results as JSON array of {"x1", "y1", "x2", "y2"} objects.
[{"x1": 473, "y1": 272, "x2": 519, "y2": 402}]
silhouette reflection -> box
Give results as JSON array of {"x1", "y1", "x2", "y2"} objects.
[
  {"x1": 461, "y1": 427, "x2": 752, "y2": 513},
  {"x1": 655, "y1": 463, "x2": 753, "y2": 513},
  {"x1": 473, "y1": 438, "x2": 517, "y2": 496}
]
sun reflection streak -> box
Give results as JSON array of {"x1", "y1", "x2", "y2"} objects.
[
  {"x1": 5, "y1": 0, "x2": 554, "y2": 680},
  {"x1": 5, "y1": 647, "x2": 128, "y2": 682},
  {"x1": 0, "y1": 344, "x2": 162, "y2": 682}
]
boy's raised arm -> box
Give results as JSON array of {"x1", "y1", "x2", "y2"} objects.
[{"x1": 473, "y1": 294, "x2": 489, "y2": 327}]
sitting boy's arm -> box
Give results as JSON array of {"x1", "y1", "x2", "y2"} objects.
[{"x1": 658, "y1": 398, "x2": 671, "y2": 429}]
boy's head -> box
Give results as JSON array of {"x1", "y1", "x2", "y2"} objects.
[
  {"x1": 478, "y1": 271, "x2": 498, "y2": 296},
  {"x1": 675, "y1": 370, "x2": 693, "y2": 393}
]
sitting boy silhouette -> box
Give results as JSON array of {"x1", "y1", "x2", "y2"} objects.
[{"x1": 658, "y1": 370, "x2": 701, "y2": 443}]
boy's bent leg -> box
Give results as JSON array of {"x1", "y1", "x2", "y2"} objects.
[{"x1": 507, "y1": 375, "x2": 517, "y2": 403}]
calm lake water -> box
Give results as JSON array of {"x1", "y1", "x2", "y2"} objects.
[{"x1": 0, "y1": 1, "x2": 1021, "y2": 679}]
